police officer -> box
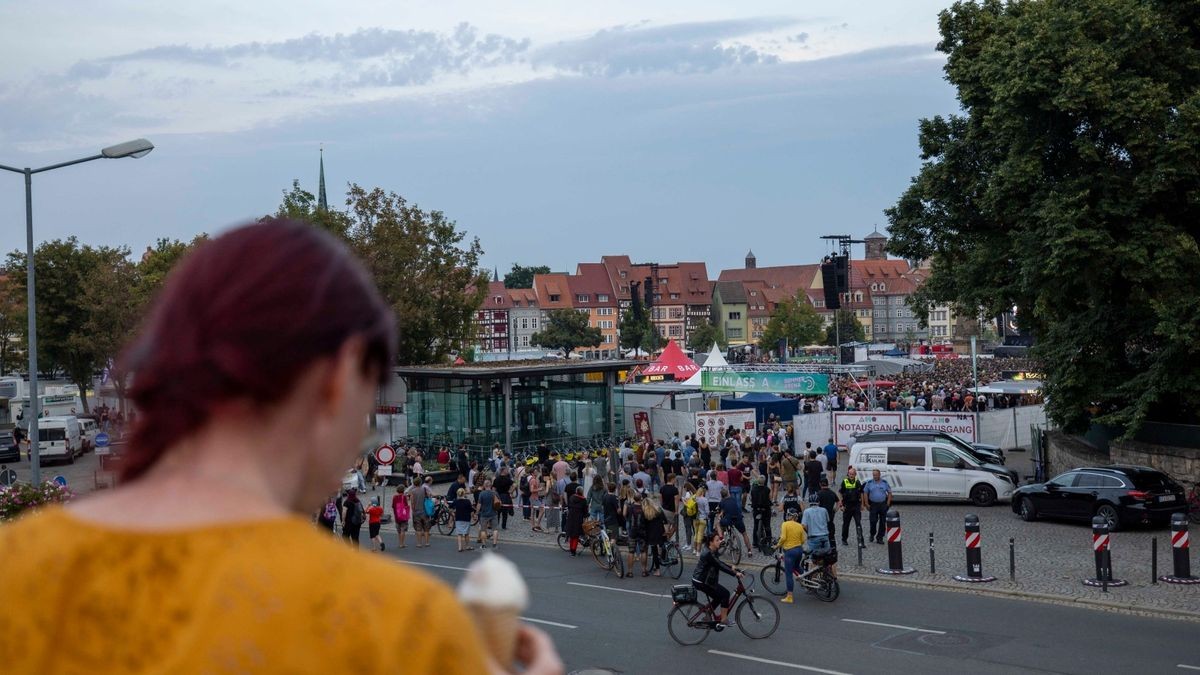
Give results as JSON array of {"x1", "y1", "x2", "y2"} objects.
[
  {"x1": 838, "y1": 466, "x2": 867, "y2": 546},
  {"x1": 864, "y1": 469, "x2": 892, "y2": 544}
]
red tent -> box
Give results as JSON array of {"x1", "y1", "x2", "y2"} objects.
[{"x1": 640, "y1": 340, "x2": 699, "y2": 380}]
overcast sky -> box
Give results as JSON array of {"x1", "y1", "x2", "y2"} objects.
[{"x1": 0, "y1": 1, "x2": 958, "y2": 274}]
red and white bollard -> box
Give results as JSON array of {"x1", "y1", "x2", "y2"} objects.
[
  {"x1": 876, "y1": 508, "x2": 915, "y2": 575},
  {"x1": 1159, "y1": 513, "x2": 1198, "y2": 585},
  {"x1": 1083, "y1": 516, "x2": 1127, "y2": 589},
  {"x1": 953, "y1": 514, "x2": 996, "y2": 583}
]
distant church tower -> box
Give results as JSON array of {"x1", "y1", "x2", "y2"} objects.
[
  {"x1": 745, "y1": 250, "x2": 757, "y2": 269},
  {"x1": 864, "y1": 228, "x2": 887, "y2": 260},
  {"x1": 317, "y1": 146, "x2": 328, "y2": 211}
]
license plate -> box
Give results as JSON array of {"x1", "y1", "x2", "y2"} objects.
[{"x1": 1159, "y1": 495, "x2": 1176, "y2": 503}]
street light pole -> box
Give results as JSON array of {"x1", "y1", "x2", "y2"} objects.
[{"x1": 1, "y1": 138, "x2": 154, "y2": 485}]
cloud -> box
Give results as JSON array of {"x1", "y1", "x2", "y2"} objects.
[{"x1": 534, "y1": 18, "x2": 800, "y2": 76}]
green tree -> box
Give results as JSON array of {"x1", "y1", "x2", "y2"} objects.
[
  {"x1": 758, "y1": 295, "x2": 823, "y2": 354},
  {"x1": 0, "y1": 276, "x2": 26, "y2": 375},
  {"x1": 503, "y1": 264, "x2": 550, "y2": 289},
  {"x1": 532, "y1": 309, "x2": 602, "y2": 357},
  {"x1": 273, "y1": 181, "x2": 487, "y2": 365},
  {"x1": 885, "y1": 0, "x2": 1200, "y2": 432},
  {"x1": 823, "y1": 309, "x2": 866, "y2": 346},
  {"x1": 687, "y1": 320, "x2": 727, "y2": 353},
  {"x1": 619, "y1": 306, "x2": 662, "y2": 355}
]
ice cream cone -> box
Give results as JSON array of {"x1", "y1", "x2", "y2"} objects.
[{"x1": 467, "y1": 605, "x2": 521, "y2": 669}]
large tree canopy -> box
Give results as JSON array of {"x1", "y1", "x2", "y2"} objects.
[
  {"x1": 503, "y1": 264, "x2": 550, "y2": 289},
  {"x1": 532, "y1": 309, "x2": 601, "y2": 357},
  {"x1": 886, "y1": 0, "x2": 1200, "y2": 432},
  {"x1": 758, "y1": 295, "x2": 824, "y2": 354}
]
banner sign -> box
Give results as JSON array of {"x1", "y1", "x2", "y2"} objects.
[
  {"x1": 702, "y1": 371, "x2": 829, "y2": 395},
  {"x1": 833, "y1": 411, "x2": 903, "y2": 447},
  {"x1": 694, "y1": 409, "x2": 756, "y2": 446},
  {"x1": 905, "y1": 412, "x2": 978, "y2": 443},
  {"x1": 633, "y1": 411, "x2": 653, "y2": 449}
]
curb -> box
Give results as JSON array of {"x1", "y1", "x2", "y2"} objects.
[{"x1": 435, "y1": 533, "x2": 1200, "y2": 623}]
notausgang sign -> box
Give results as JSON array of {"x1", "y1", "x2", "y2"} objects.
[{"x1": 701, "y1": 371, "x2": 829, "y2": 395}]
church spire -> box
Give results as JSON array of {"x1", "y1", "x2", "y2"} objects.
[
  {"x1": 493, "y1": 266, "x2": 500, "y2": 283},
  {"x1": 317, "y1": 145, "x2": 328, "y2": 212}
]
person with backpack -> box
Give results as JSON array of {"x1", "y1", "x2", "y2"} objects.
[
  {"x1": 517, "y1": 465, "x2": 532, "y2": 522},
  {"x1": 340, "y1": 488, "x2": 364, "y2": 546},
  {"x1": 392, "y1": 482, "x2": 410, "y2": 549},
  {"x1": 623, "y1": 493, "x2": 648, "y2": 577},
  {"x1": 317, "y1": 494, "x2": 338, "y2": 532}
]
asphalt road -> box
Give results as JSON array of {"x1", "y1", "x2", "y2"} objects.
[{"x1": 386, "y1": 540, "x2": 1200, "y2": 675}]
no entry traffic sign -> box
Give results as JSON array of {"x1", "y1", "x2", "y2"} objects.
[
  {"x1": 0, "y1": 468, "x2": 16, "y2": 486},
  {"x1": 374, "y1": 444, "x2": 396, "y2": 466}
]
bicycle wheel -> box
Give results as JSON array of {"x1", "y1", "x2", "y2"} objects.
[
  {"x1": 436, "y1": 510, "x2": 453, "y2": 536},
  {"x1": 592, "y1": 539, "x2": 613, "y2": 570},
  {"x1": 736, "y1": 595, "x2": 780, "y2": 639},
  {"x1": 667, "y1": 602, "x2": 711, "y2": 646},
  {"x1": 611, "y1": 548, "x2": 626, "y2": 578},
  {"x1": 814, "y1": 571, "x2": 840, "y2": 603},
  {"x1": 557, "y1": 532, "x2": 571, "y2": 552},
  {"x1": 722, "y1": 537, "x2": 743, "y2": 565},
  {"x1": 662, "y1": 543, "x2": 684, "y2": 580},
  {"x1": 759, "y1": 561, "x2": 787, "y2": 597}
]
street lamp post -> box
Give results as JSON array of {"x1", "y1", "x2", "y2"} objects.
[{"x1": 0, "y1": 138, "x2": 154, "y2": 484}]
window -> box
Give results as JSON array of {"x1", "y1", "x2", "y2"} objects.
[
  {"x1": 669, "y1": 307, "x2": 684, "y2": 319},
  {"x1": 878, "y1": 283, "x2": 886, "y2": 292},
  {"x1": 729, "y1": 311, "x2": 742, "y2": 320},
  {"x1": 493, "y1": 295, "x2": 503, "y2": 304},
  {"x1": 670, "y1": 293, "x2": 680, "y2": 300},
  {"x1": 520, "y1": 336, "x2": 529, "y2": 347},
  {"x1": 659, "y1": 277, "x2": 668, "y2": 284},
  {"x1": 814, "y1": 299, "x2": 824, "y2": 308},
  {"x1": 521, "y1": 318, "x2": 529, "y2": 329},
  {"x1": 895, "y1": 310, "x2": 903, "y2": 318},
  {"x1": 932, "y1": 447, "x2": 961, "y2": 468},
  {"x1": 602, "y1": 334, "x2": 612, "y2": 344},
  {"x1": 1048, "y1": 473, "x2": 1078, "y2": 488},
  {"x1": 887, "y1": 446, "x2": 925, "y2": 466},
  {"x1": 876, "y1": 324, "x2": 885, "y2": 333},
  {"x1": 531, "y1": 318, "x2": 538, "y2": 329},
  {"x1": 598, "y1": 294, "x2": 609, "y2": 302},
  {"x1": 728, "y1": 328, "x2": 743, "y2": 338},
  {"x1": 549, "y1": 294, "x2": 560, "y2": 302},
  {"x1": 654, "y1": 293, "x2": 662, "y2": 302},
  {"x1": 577, "y1": 294, "x2": 588, "y2": 303},
  {"x1": 668, "y1": 325, "x2": 683, "y2": 337},
  {"x1": 598, "y1": 307, "x2": 615, "y2": 316},
  {"x1": 855, "y1": 292, "x2": 863, "y2": 303},
  {"x1": 619, "y1": 271, "x2": 627, "y2": 278}
]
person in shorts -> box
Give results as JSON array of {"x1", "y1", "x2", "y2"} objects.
[
  {"x1": 366, "y1": 497, "x2": 385, "y2": 552},
  {"x1": 476, "y1": 478, "x2": 499, "y2": 549},
  {"x1": 409, "y1": 476, "x2": 433, "y2": 548},
  {"x1": 453, "y1": 488, "x2": 474, "y2": 552}
]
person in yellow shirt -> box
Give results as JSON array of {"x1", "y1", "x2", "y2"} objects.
[
  {"x1": 776, "y1": 508, "x2": 808, "y2": 604},
  {"x1": 0, "y1": 219, "x2": 562, "y2": 675}
]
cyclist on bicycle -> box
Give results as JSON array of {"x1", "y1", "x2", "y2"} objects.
[
  {"x1": 718, "y1": 487, "x2": 754, "y2": 558},
  {"x1": 691, "y1": 530, "x2": 743, "y2": 629}
]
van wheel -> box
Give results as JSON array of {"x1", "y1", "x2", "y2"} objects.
[{"x1": 970, "y1": 484, "x2": 996, "y2": 507}]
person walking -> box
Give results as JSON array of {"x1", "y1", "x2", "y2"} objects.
[
  {"x1": 779, "y1": 450, "x2": 800, "y2": 497},
  {"x1": 493, "y1": 466, "x2": 515, "y2": 531},
  {"x1": 587, "y1": 478, "x2": 607, "y2": 523},
  {"x1": 777, "y1": 509, "x2": 807, "y2": 605},
  {"x1": 865, "y1": 469, "x2": 892, "y2": 544},
  {"x1": 705, "y1": 471, "x2": 724, "y2": 535},
  {"x1": 476, "y1": 479, "x2": 499, "y2": 549},
  {"x1": 838, "y1": 467, "x2": 866, "y2": 546},
  {"x1": 408, "y1": 477, "x2": 432, "y2": 548},
  {"x1": 823, "y1": 437, "x2": 839, "y2": 481},
  {"x1": 340, "y1": 488, "x2": 364, "y2": 546},
  {"x1": 659, "y1": 473, "x2": 680, "y2": 543},
  {"x1": 692, "y1": 484, "x2": 709, "y2": 553},
  {"x1": 392, "y1": 482, "x2": 410, "y2": 549},
  {"x1": 366, "y1": 497, "x2": 385, "y2": 551},
  {"x1": 452, "y1": 488, "x2": 474, "y2": 552},
  {"x1": 644, "y1": 497, "x2": 666, "y2": 576},
  {"x1": 750, "y1": 475, "x2": 772, "y2": 551},
  {"x1": 680, "y1": 481, "x2": 698, "y2": 552},
  {"x1": 529, "y1": 467, "x2": 545, "y2": 533},
  {"x1": 624, "y1": 493, "x2": 649, "y2": 577},
  {"x1": 802, "y1": 451, "x2": 824, "y2": 499}
]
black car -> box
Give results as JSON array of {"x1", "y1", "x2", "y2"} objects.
[
  {"x1": 1012, "y1": 465, "x2": 1186, "y2": 530},
  {"x1": 0, "y1": 431, "x2": 18, "y2": 464},
  {"x1": 851, "y1": 429, "x2": 1006, "y2": 466}
]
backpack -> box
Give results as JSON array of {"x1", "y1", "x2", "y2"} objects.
[
  {"x1": 520, "y1": 474, "x2": 530, "y2": 495},
  {"x1": 683, "y1": 496, "x2": 698, "y2": 517},
  {"x1": 322, "y1": 500, "x2": 337, "y2": 522},
  {"x1": 627, "y1": 504, "x2": 646, "y2": 539},
  {"x1": 345, "y1": 499, "x2": 364, "y2": 527},
  {"x1": 395, "y1": 494, "x2": 410, "y2": 521}
]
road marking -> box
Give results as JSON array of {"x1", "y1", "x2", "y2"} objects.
[
  {"x1": 1177, "y1": 666, "x2": 1200, "y2": 671},
  {"x1": 403, "y1": 561, "x2": 469, "y2": 572},
  {"x1": 709, "y1": 650, "x2": 853, "y2": 674},
  {"x1": 840, "y1": 619, "x2": 946, "y2": 635},
  {"x1": 522, "y1": 617, "x2": 577, "y2": 629},
  {"x1": 566, "y1": 581, "x2": 669, "y2": 598}
]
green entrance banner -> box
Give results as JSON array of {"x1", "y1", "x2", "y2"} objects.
[{"x1": 701, "y1": 370, "x2": 830, "y2": 395}]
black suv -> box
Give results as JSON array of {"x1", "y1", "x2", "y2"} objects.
[
  {"x1": 851, "y1": 429, "x2": 1006, "y2": 466},
  {"x1": 1012, "y1": 465, "x2": 1186, "y2": 530},
  {"x1": 0, "y1": 430, "x2": 17, "y2": 464}
]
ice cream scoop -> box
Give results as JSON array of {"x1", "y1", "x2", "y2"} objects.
[{"x1": 457, "y1": 553, "x2": 529, "y2": 668}]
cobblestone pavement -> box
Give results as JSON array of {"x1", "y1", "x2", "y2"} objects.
[{"x1": 31, "y1": 450, "x2": 1198, "y2": 619}]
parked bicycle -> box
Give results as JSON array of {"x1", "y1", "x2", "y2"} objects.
[
  {"x1": 590, "y1": 523, "x2": 626, "y2": 578},
  {"x1": 655, "y1": 540, "x2": 684, "y2": 580},
  {"x1": 667, "y1": 574, "x2": 779, "y2": 645},
  {"x1": 432, "y1": 497, "x2": 454, "y2": 536},
  {"x1": 759, "y1": 549, "x2": 839, "y2": 602}
]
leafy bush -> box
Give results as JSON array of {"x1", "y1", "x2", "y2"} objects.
[{"x1": 0, "y1": 481, "x2": 74, "y2": 521}]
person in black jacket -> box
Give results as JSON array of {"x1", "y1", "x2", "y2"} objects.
[
  {"x1": 749, "y1": 476, "x2": 773, "y2": 551},
  {"x1": 691, "y1": 530, "x2": 743, "y2": 628}
]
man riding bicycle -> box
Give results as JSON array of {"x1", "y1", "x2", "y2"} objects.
[
  {"x1": 691, "y1": 530, "x2": 744, "y2": 629},
  {"x1": 717, "y1": 487, "x2": 754, "y2": 559}
]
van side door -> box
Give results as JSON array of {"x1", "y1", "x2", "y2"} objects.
[
  {"x1": 928, "y1": 445, "x2": 968, "y2": 499},
  {"x1": 885, "y1": 445, "x2": 927, "y2": 497}
]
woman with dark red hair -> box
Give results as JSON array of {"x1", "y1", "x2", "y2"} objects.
[{"x1": 0, "y1": 219, "x2": 561, "y2": 674}]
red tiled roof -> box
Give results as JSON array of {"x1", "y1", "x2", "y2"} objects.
[
  {"x1": 506, "y1": 287, "x2": 539, "y2": 307},
  {"x1": 484, "y1": 280, "x2": 512, "y2": 309},
  {"x1": 533, "y1": 273, "x2": 573, "y2": 309},
  {"x1": 717, "y1": 264, "x2": 819, "y2": 298},
  {"x1": 573, "y1": 262, "x2": 618, "y2": 306}
]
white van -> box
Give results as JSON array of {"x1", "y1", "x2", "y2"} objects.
[
  {"x1": 78, "y1": 418, "x2": 99, "y2": 452},
  {"x1": 848, "y1": 440, "x2": 1015, "y2": 507},
  {"x1": 37, "y1": 416, "x2": 83, "y2": 465}
]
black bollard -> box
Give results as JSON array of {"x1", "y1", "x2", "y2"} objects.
[
  {"x1": 1159, "y1": 512, "x2": 1198, "y2": 585},
  {"x1": 954, "y1": 514, "x2": 996, "y2": 583},
  {"x1": 1083, "y1": 516, "x2": 1127, "y2": 588},
  {"x1": 929, "y1": 532, "x2": 936, "y2": 574},
  {"x1": 1009, "y1": 537, "x2": 1015, "y2": 582},
  {"x1": 875, "y1": 508, "x2": 914, "y2": 575}
]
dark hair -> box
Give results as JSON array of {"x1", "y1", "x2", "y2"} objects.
[{"x1": 119, "y1": 219, "x2": 395, "y2": 481}]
